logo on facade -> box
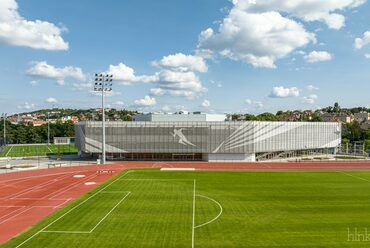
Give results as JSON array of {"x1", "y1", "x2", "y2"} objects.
[{"x1": 171, "y1": 128, "x2": 196, "y2": 147}]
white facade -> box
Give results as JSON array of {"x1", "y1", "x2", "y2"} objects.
[
  {"x1": 133, "y1": 113, "x2": 227, "y2": 122},
  {"x1": 75, "y1": 121, "x2": 341, "y2": 162}
]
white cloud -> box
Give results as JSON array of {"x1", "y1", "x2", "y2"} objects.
[
  {"x1": 90, "y1": 90, "x2": 121, "y2": 97},
  {"x1": 304, "y1": 51, "x2": 332, "y2": 63},
  {"x1": 106, "y1": 54, "x2": 208, "y2": 99},
  {"x1": 106, "y1": 63, "x2": 158, "y2": 85},
  {"x1": 133, "y1": 96, "x2": 156, "y2": 107},
  {"x1": 197, "y1": 0, "x2": 363, "y2": 67},
  {"x1": 0, "y1": 0, "x2": 68, "y2": 50},
  {"x1": 113, "y1": 101, "x2": 125, "y2": 106},
  {"x1": 29, "y1": 80, "x2": 38, "y2": 86},
  {"x1": 148, "y1": 53, "x2": 208, "y2": 99},
  {"x1": 245, "y1": 99, "x2": 252, "y2": 105},
  {"x1": 365, "y1": 53, "x2": 370, "y2": 59},
  {"x1": 197, "y1": 4, "x2": 315, "y2": 68},
  {"x1": 201, "y1": 99, "x2": 211, "y2": 108},
  {"x1": 233, "y1": 0, "x2": 365, "y2": 30},
  {"x1": 245, "y1": 98, "x2": 264, "y2": 108},
  {"x1": 302, "y1": 94, "x2": 318, "y2": 104},
  {"x1": 45, "y1": 97, "x2": 57, "y2": 104},
  {"x1": 153, "y1": 70, "x2": 207, "y2": 99},
  {"x1": 307, "y1": 84, "x2": 319, "y2": 91},
  {"x1": 354, "y1": 31, "x2": 370, "y2": 49},
  {"x1": 269, "y1": 86, "x2": 300, "y2": 98},
  {"x1": 162, "y1": 105, "x2": 171, "y2": 112},
  {"x1": 152, "y1": 53, "x2": 208, "y2": 72},
  {"x1": 210, "y1": 80, "x2": 222, "y2": 88},
  {"x1": 254, "y1": 101, "x2": 264, "y2": 109},
  {"x1": 27, "y1": 61, "x2": 86, "y2": 85},
  {"x1": 18, "y1": 102, "x2": 35, "y2": 110},
  {"x1": 72, "y1": 82, "x2": 92, "y2": 91}
]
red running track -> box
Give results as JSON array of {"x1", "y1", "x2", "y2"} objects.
[
  {"x1": 0, "y1": 164, "x2": 126, "y2": 244},
  {"x1": 1, "y1": 160, "x2": 370, "y2": 244},
  {"x1": 117, "y1": 160, "x2": 370, "y2": 171}
]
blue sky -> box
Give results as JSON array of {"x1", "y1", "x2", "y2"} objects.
[{"x1": 0, "y1": 0, "x2": 370, "y2": 115}]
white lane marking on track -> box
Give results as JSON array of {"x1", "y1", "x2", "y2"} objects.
[
  {"x1": 47, "y1": 174, "x2": 97, "y2": 199},
  {"x1": 0, "y1": 206, "x2": 31, "y2": 225},
  {"x1": 194, "y1": 194, "x2": 223, "y2": 229},
  {"x1": 54, "y1": 198, "x2": 73, "y2": 209},
  {"x1": 7, "y1": 174, "x2": 72, "y2": 199},
  {"x1": 84, "y1": 182, "x2": 96, "y2": 185},
  {"x1": 0, "y1": 206, "x2": 26, "y2": 223},
  {"x1": 73, "y1": 175, "x2": 85, "y2": 178},
  {"x1": 0, "y1": 170, "x2": 90, "y2": 184}
]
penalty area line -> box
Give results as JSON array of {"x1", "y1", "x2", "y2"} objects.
[
  {"x1": 40, "y1": 192, "x2": 131, "y2": 234},
  {"x1": 336, "y1": 171, "x2": 370, "y2": 183},
  {"x1": 15, "y1": 170, "x2": 133, "y2": 248}
]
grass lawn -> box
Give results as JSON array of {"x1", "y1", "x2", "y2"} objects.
[
  {"x1": 4, "y1": 169, "x2": 370, "y2": 247},
  {"x1": 0, "y1": 144, "x2": 77, "y2": 157}
]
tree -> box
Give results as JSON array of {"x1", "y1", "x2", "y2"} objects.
[{"x1": 333, "y1": 102, "x2": 341, "y2": 113}]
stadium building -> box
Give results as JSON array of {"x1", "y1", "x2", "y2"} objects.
[{"x1": 75, "y1": 113, "x2": 341, "y2": 162}]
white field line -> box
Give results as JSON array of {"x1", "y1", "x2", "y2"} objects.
[
  {"x1": 42, "y1": 230, "x2": 90, "y2": 234},
  {"x1": 100, "y1": 191, "x2": 129, "y2": 193},
  {"x1": 192, "y1": 179, "x2": 196, "y2": 248},
  {"x1": 46, "y1": 145, "x2": 53, "y2": 153},
  {"x1": 89, "y1": 192, "x2": 131, "y2": 232},
  {"x1": 336, "y1": 171, "x2": 370, "y2": 183},
  {"x1": 9, "y1": 173, "x2": 72, "y2": 200},
  {"x1": 194, "y1": 194, "x2": 223, "y2": 229},
  {"x1": 119, "y1": 179, "x2": 194, "y2": 181},
  {"x1": 15, "y1": 170, "x2": 133, "y2": 248},
  {"x1": 41, "y1": 192, "x2": 131, "y2": 234},
  {"x1": 5, "y1": 145, "x2": 14, "y2": 157}
]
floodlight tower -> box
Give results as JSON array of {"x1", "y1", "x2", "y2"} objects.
[
  {"x1": 47, "y1": 112, "x2": 50, "y2": 144},
  {"x1": 2, "y1": 113, "x2": 6, "y2": 146},
  {"x1": 94, "y1": 73, "x2": 113, "y2": 164}
]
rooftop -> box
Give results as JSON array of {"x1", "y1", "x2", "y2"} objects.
[{"x1": 132, "y1": 112, "x2": 228, "y2": 122}]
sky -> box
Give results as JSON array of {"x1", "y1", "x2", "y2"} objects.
[{"x1": 0, "y1": 0, "x2": 370, "y2": 115}]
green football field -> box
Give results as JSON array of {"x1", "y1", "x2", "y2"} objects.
[
  {"x1": 4, "y1": 169, "x2": 370, "y2": 247},
  {"x1": 0, "y1": 144, "x2": 77, "y2": 157}
]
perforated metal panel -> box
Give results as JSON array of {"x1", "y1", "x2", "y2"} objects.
[{"x1": 75, "y1": 121, "x2": 341, "y2": 154}]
